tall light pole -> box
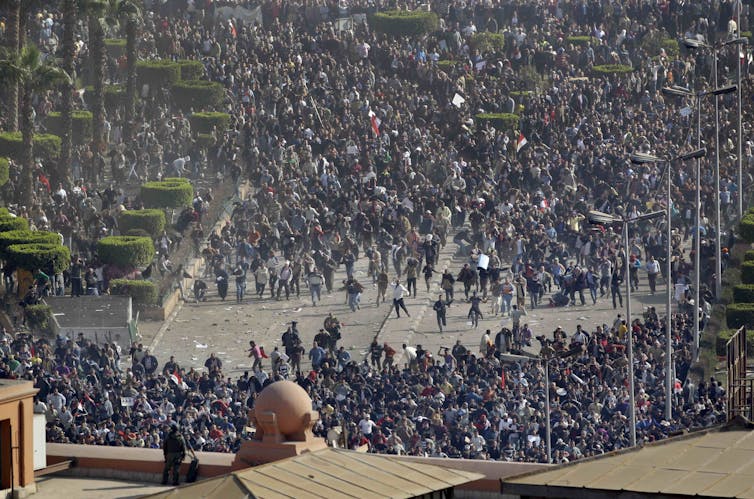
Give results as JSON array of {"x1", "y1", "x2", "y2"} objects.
[
  {"x1": 684, "y1": 37, "x2": 746, "y2": 299},
  {"x1": 589, "y1": 209, "x2": 665, "y2": 447},
  {"x1": 662, "y1": 84, "x2": 736, "y2": 356},
  {"x1": 630, "y1": 148, "x2": 707, "y2": 421}
]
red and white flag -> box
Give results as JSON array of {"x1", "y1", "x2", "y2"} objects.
[
  {"x1": 516, "y1": 132, "x2": 528, "y2": 153},
  {"x1": 368, "y1": 110, "x2": 381, "y2": 136}
]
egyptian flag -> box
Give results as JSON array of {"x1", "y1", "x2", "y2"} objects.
[
  {"x1": 368, "y1": 109, "x2": 381, "y2": 136},
  {"x1": 516, "y1": 132, "x2": 528, "y2": 153}
]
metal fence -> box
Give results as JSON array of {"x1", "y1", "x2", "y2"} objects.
[{"x1": 727, "y1": 326, "x2": 753, "y2": 421}]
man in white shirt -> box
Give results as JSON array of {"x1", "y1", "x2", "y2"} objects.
[
  {"x1": 402, "y1": 344, "x2": 417, "y2": 371},
  {"x1": 391, "y1": 279, "x2": 410, "y2": 318},
  {"x1": 645, "y1": 255, "x2": 660, "y2": 294},
  {"x1": 47, "y1": 388, "x2": 66, "y2": 413}
]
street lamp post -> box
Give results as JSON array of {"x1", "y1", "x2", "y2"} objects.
[
  {"x1": 630, "y1": 148, "x2": 707, "y2": 421},
  {"x1": 588, "y1": 209, "x2": 665, "y2": 447},
  {"x1": 662, "y1": 84, "x2": 736, "y2": 356},
  {"x1": 683, "y1": 37, "x2": 746, "y2": 299}
]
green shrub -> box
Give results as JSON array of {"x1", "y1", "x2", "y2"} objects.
[
  {"x1": 661, "y1": 38, "x2": 680, "y2": 57},
  {"x1": 105, "y1": 38, "x2": 127, "y2": 58},
  {"x1": 45, "y1": 111, "x2": 92, "y2": 145},
  {"x1": 475, "y1": 113, "x2": 519, "y2": 130},
  {"x1": 24, "y1": 304, "x2": 52, "y2": 335},
  {"x1": 593, "y1": 64, "x2": 633, "y2": 75},
  {"x1": 369, "y1": 10, "x2": 439, "y2": 36},
  {"x1": 0, "y1": 230, "x2": 60, "y2": 258},
  {"x1": 742, "y1": 261, "x2": 754, "y2": 284},
  {"x1": 739, "y1": 213, "x2": 754, "y2": 243},
  {"x1": 110, "y1": 278, "x2": 158, "y2": 305},
  {"x1": 716, "y1": 328, "x2": 754, "y2": 356},
  {"x1": 6, "y1": 243, "x2": 70, "y2": 273},
  {"x1": 136, "y1": 60, "x2": 181, "y2": 90},
  {"x1": 84, "y1": 84, "x2": 125, "y2": 113},
  {"x1": 124, "y1": 228, "x2": 151, "y2": 238},
  {"x1": 726, "y1": 302, "x2": 754, "y2": 329},
  {"x1": 118, "y1": 209, "x2": 166, "y2": 238},
  {"x1": 733, "y1": 284, "x2": 754, "y2": 303},
  {"x1": 97, "y1": 236, "x2": 154, "y2": 268},
  {"x1": 188, "y1": 112, "x2": 230, "y2": 134},
  {"x1": 171, "y1": 80, "x2": 224, "y2": 112},
  {"x1": 566, "y1": 35, "x2": 598, "y2": 46},
  {"x1": 470, "y1": 32, "x2": 505, "y2": 54},
  {"x1": 745, "y1": 250, "x2": 754, "y2": 262},
  {"x1": 140, "y1": 179, "x2": 193, "y2": 208},
  {"x1": 176, "y1": 59, "x2": 205, "y2": 80},
  {"x1": 195, "y1": 133, "x2": 215, "y2": 149},
  {"x1": 437, "y1": 60, "x2": 456, "y2": 72},
  {"x1": 0, "y1": 157, "x2": 8, "y2": 187},
  {"x1": 0, "y1": 132, "x2": 61, "y2": 162},
  {"x1": 0, "y1": 216, "x2": 29, "y2": 232}
]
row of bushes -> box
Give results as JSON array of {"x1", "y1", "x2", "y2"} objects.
[
  {"x1": 0, "y1": 132, "x2": 61, "y2": 162},
  {"x1": 136, "y1": 59, "x2": 222, "y2": 112},
  {"x1": 724, "y1": 210, "x2": 754, "y2": 332},
  {"x1": 45, "y1": 111, "x2": 93, "y2": 145},
  {"x1": 110, "y1": 278, "x2": 158, "y2": 305},
  {"x1": 140, "y1": 177, "x2": 193, "y2": 208}
]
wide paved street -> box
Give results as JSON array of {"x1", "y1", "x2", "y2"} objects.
[{"x1": 140, "y1": 237, "x2": 669, "y2": 375}]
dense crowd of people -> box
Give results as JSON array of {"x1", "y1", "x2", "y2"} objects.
[{"x1": 0, "y1": 0, "x2": 750, "y2": 463}]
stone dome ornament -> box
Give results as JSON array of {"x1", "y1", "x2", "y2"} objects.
[
  {"x1": 250, "y1": 380, "x2": 319, "y2": 443},
  {"x1": 233, "y1": 380, "x2": 327, "y2": 469}
]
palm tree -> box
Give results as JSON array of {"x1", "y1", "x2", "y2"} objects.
[
  {"x1": 117, "y1": 0, "x2": 141, "y2": 144},
  {"x1": 0, "y1": 46, "x2": 70, "y2": 203},
  {"x1": 59, "y1": 0, "x2": 77, "y2": 187},
  {"x1": 0, "y1": 0, "x2": 21, "y2": 131},
  {"x1": 84, "y1": 0, "x2": 109, "y2": 153}
]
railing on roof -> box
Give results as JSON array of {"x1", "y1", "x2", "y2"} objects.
[{"x1": 727, "y1": 326, "x2": 753, "y2": 421}]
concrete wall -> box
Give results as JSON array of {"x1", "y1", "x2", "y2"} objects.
[
  {"x1": 393, "y1": 455, "x2": 548, "y2": 496},
  {"x1": 46, "y1": 444, "x2": 234, "y2": 483}
]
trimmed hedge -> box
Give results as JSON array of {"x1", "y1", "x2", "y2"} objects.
[
  {"x1": 716, "y1": 328, "x2": 754, "y2": 356},
  {"x1": 6, "y1": 243, "x2": 70, "y2": 273},
  {"x1": 0, "y1": 216, "x2": 29, "y2": 232},
  {"x1": 0, "y1": 157, "x2": 8, "y2": 187},
  {"x1": 370, "y1": 10, "x2": 439, "y2": 36},
  {"x1": 733, "y1": 284, "x2": 754, "y2": 303},
  {"x1": 739, "y1": 213, "x2": 754, "y2": 243},
  {"x1": 97, "y1": 235, "x2": 154, "y2": 268},
  {"x1": 118, "y1": 209, "x2": 166, "y2": 238},
  {"x1": 726, "y1": 302, "x2": 754, "y2": 329},
  {"x1": 176, "y1": 59, "x2": 205, "y2": 80},
  {"x1": 593, "y1": 64, "x2": 633, "y2": 75},
  {"x1": 84, "y1": 84, "x2": 125, "y2": 113},
  {"x1": 745, "y1": 250, "x2": 754, "y2": 262},
  {"x1": 45, "y1": 111, "x2": 92, "y2": 145},
  {"x1": 475, "y1": 113, "x2": 519, "y2": 130},
  {"x1": 437, "y1": 60, "x2": 456, "y2": 72},
  {"x1": 566, "y1": 35, "x2": 598, "y2": 46},
  {"x1": 742, "y1": 261, "x2": 754, "y2": 284},
  {"x1": 195, "y1": 133, "x2": 215, "y2": 148},
  {"x1": 24, "y1": 304, "x2": 53, "y2": 335},
  {"x1": 661, "y1": 38, "x2": 680, "y2": 57},
  {"x1": 0, "y1": 230, "x2": 60, "y2": 258},
  {"x1": 188, "y1": 112, "x2": 230, "y2": 134},
  {"x1": 471, "y1": 32, "x2": 505, "y2": 54},
  {"x1": 0, "y1": 132, "x2": 61, "y2": 161},
  {"x1": 110, "y1": 278, "x2": 158, "y2": 305},
  {"x1": 140, "y1": 179, "x2": 193, "y2": 208},
  {"x1": 105, "y1": 38, "x2": 127, "y2": 58},
  {"x1": 172, "y1": 80, "x2": 224, "y2": 111},
  {"x1": 136, "y1": 60, "x2": 181, "y2": 90}
]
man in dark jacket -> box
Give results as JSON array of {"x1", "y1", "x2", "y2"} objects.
[{"x1": 162, "y1": 423, "x2": 186, "y2": 485}]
